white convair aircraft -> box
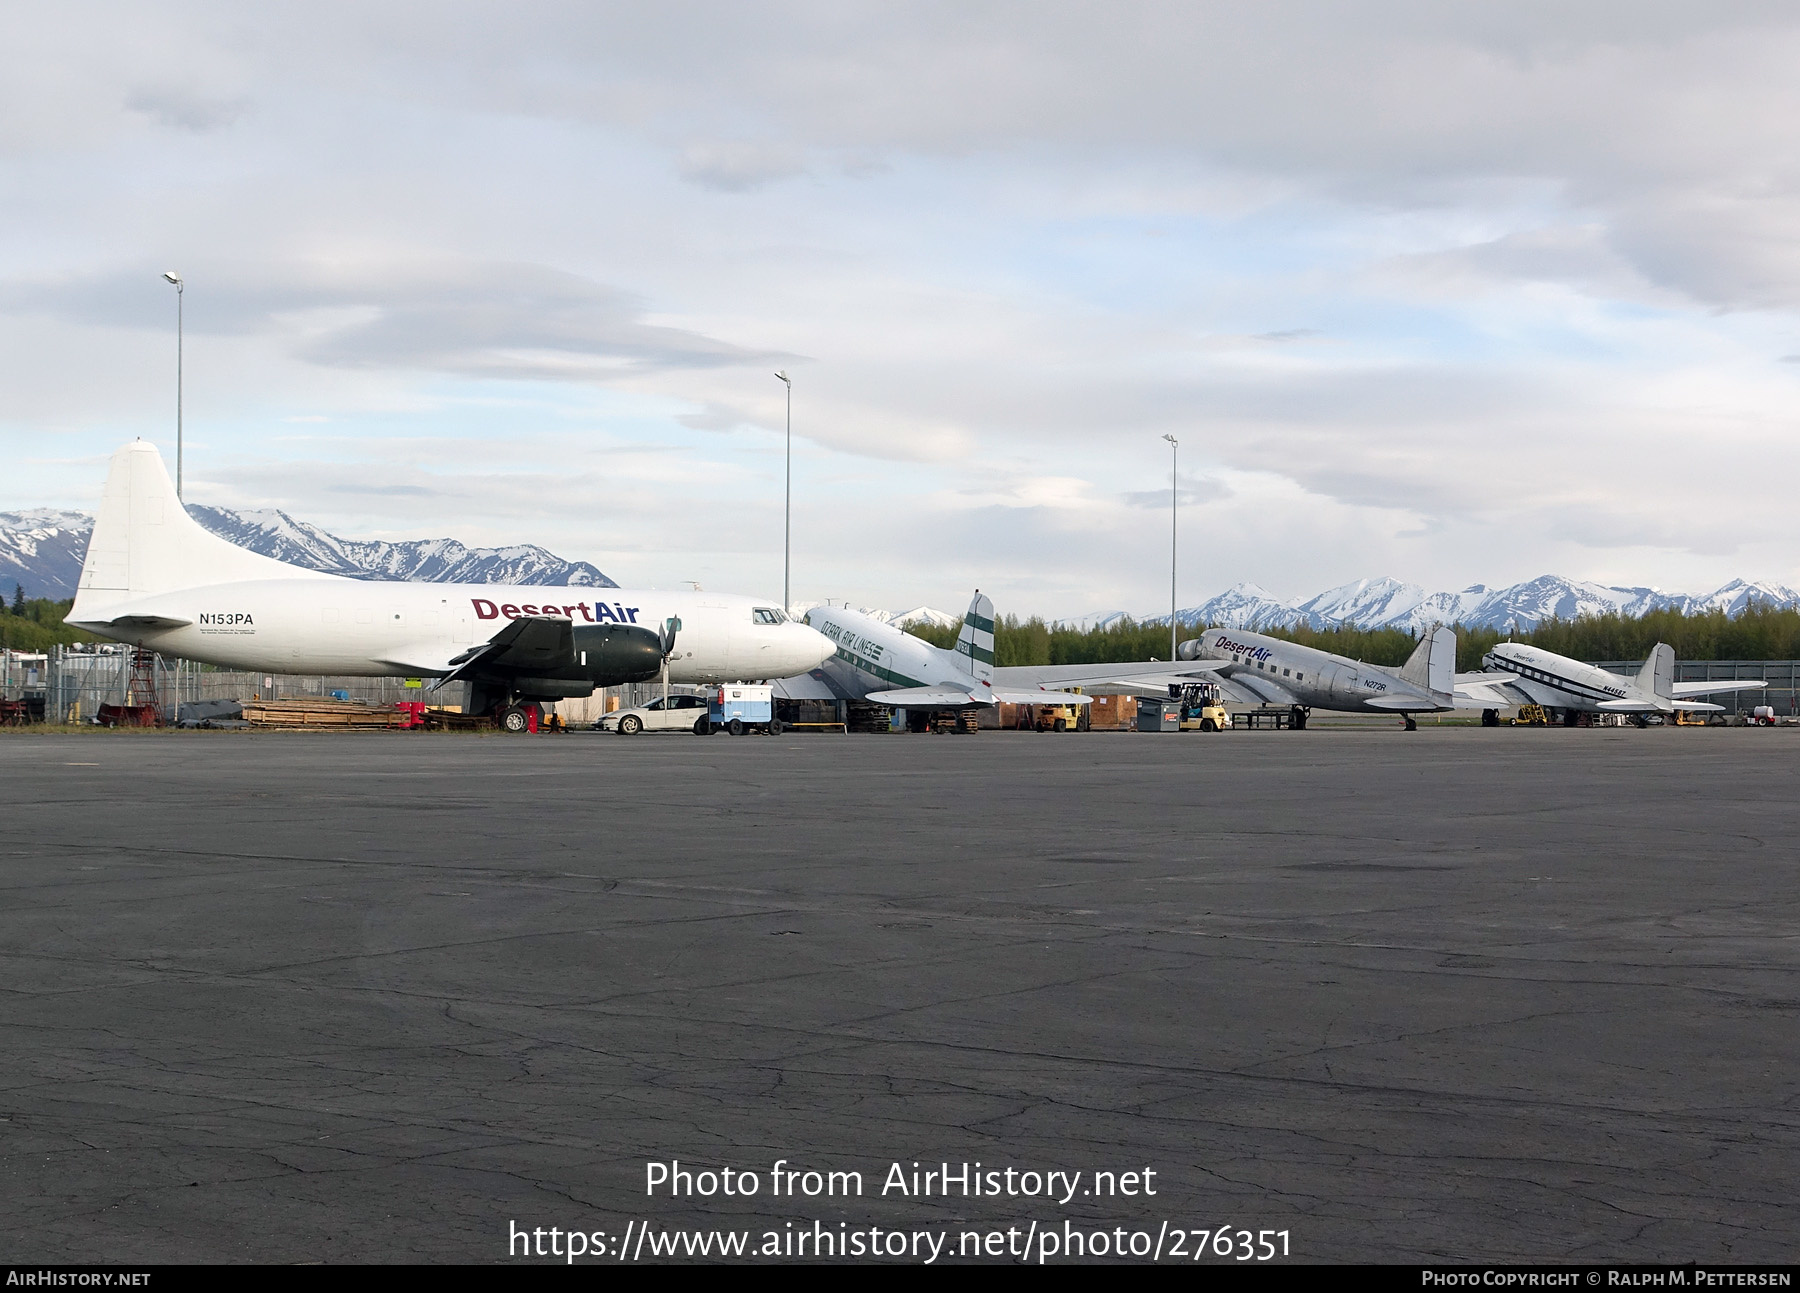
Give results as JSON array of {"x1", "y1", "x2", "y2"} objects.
[
  {"x1": 801, "y1": 592, "x2": 1459, "y2": 730},
  {"x1": 1454, "y1": 641, "x2": 1765, "y2": 727},
  {"x1": 67, "y1": 442, "x2": 834, "y2": 728}
]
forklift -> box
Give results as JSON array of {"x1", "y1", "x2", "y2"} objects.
[
  {"x1": 1174, "y1": 682, "x2": 1232, "y2": 732},
  {"x1": 1025, "y1": 699, "x2": 1082, "y2": 732}
]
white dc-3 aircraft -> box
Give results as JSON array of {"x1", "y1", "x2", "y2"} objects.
[
  {"x1": 1453, "y1": 641, "x2": 1765, "y2": 726},
  {"x1": 797, "y1": 593, "x2": 1460, "y2": 730},
  {"x1": 1167, "y1": 624, "x2": 1457, "y2": 729},
  {"x1": 68, "y1": 441, "x2": 834, "y2": 727}
]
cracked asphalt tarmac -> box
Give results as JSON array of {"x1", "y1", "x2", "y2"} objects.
[{"x1": 2, "y1": 728, "x2": 1795, "y2": 1263}]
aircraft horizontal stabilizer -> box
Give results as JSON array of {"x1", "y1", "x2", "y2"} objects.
[
  {"x1": 1671, "y1": 679, "x2": 1766, "y2": 698},
  {"x1": 1672, "y1": 699, "x2": 1724, "y2": 712},
  {"x1": 1593, "y1": 700, "x2": 1660, "y2": 713},
  {"x1": 1364, "y1": 696, "x2": 1432, "y2": 710},
  {"x1": 80, "y1": 610, "x2": 195, "y2": 632},
  {"x1": 1452, "y1": 673, "x2": 1524, "y2": 709}
]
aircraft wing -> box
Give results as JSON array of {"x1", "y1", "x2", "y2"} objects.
[
  {"x1": 987, "y1": 688, "x2": 1092, "y2": 706},
  {"x1": 992, "y1": 661, "x2": 1229, "y2": 698},
  {"x1": 373, "y1": 642, "x2": 467, "y2": 675},
  {"x1": 866, "y1": 683, "x2": 1094, "y2": 708},
  {"x1": 866, "y1": 686, "x2": 987, "y2": 706},
  {"x1": 1672, "y1": 679, "x2": 1767, "y2": 698},
  {"x1": 433, "y1": 615, "x2": 577, "y2": 689},
  {"x1": 1225, "y1": 674, "x2": 1303, "y2": 707},
  {"x1": 772, "y1": 670, "x2": 841, "y2": 701}
]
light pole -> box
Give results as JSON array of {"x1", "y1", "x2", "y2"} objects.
[
  {"x1": 1162, "y1": 434, "x2": 1178, "y2": 660},
  {"x1": 774, "y1": 370, "x2": 791, "y2": 615},
  {"x1": 162, "y1": 272, "x2": 184, "y2": 500}
]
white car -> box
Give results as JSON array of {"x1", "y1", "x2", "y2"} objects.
[{"x1": 597, "y1": 693, "x2": 711, "y2": 735}]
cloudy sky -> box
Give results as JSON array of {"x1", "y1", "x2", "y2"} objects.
[{"x1": 6, "y1": 2, "x2": 1800, "y2": 615}]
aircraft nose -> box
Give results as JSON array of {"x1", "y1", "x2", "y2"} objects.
[{"x1": 793, "y1": 623, "x2": 833, "y2": 671}]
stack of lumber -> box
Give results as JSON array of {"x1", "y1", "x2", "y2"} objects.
[
  {"x1": 240, "y1": 698, "x2": 406, "y2": 730},
  {"x1": 423, "y1": 709, "x2": 497, "y2": 731}
]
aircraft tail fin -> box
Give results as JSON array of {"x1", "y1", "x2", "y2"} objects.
[
  {"x1": 1398, "y1": 623, "x2": 1456, "y2": 702},
  {"x1": 1635, "y1": 642, "x2": 1675, "y2": 700},
  {"x1": 71, "y1": 441, "x2": 334, "y2": 624},
  {"x1": 954, "y1": 590, "x2": 996, "y2": 682}
]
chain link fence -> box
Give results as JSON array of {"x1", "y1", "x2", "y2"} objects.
[
  {"x1": 0, "y1": 646, "x2": 700, "y2": 726},
  {"x1": 3, "y1": 646, "x2": 475, "y2": 724}
]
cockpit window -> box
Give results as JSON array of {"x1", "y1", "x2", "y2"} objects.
[{"x1": 752, "y1": 607, "x2": 788, "y2": 625}]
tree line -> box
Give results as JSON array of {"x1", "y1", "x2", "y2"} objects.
[
  {"x1": 908, "y1": 602, "x2": 1800, "y2": 671},
  {"x1": 0, "y1": 591, "x2": 96, "y2": 652}
]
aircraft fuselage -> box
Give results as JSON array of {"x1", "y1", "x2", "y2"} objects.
[
  {"x1": 1479, "y1": 642, "x2": 1651, "y2": 712},
  {"x1": 74, "y1": 579, "x2": 832, "y2": 686},
  {"x1": 805, "y1": 605, "x2": 967, "y2": 696},
  {"x1": 1180, "y1": 627, "x2": 1448, "y2": 714}
]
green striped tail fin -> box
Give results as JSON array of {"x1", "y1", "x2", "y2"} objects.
[{"x1": 956, "y1": 591, "x2": 996, "y2": 681}]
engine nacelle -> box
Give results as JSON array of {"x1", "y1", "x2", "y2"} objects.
[{"x1": 572, "y1": 623, "x2": 663, "y2": 685}]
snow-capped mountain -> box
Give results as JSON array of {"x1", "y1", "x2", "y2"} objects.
[
  {"x1": 1692, "y1": 579, "x2": 1800, "y2": 617},
  {"x1": 888, "y1": 605, "x2": 960, "y2": 629},
  {"x1": 0, "y1": 506, "x2": 614, "y2": 598},
  {"x1": 1106, "y1": 574, "x2": 1800, "y2": 633},
  {"x1": 790, "y1": 600, "x2": 958, "y2": 629},
  {"x1": 1293, "y1": 577, "x2": 1429, "y2": 629},
  {"x1": 184, "y1": 507, "x2": 616, "y2": 588},
  {"x1": 0, "y1": 510, "x2": 94, "y2": 604},
  {"x1": 7, "y1": 503, "x2": 1796, "y2": 631},
  {"x1": 806, "y1": 574, "x2": 1800, "y2": 635}
]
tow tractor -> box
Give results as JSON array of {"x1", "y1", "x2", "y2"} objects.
[
  {"x1": 1174, "y1": 682, "x2": 1232, "y2": 732},
  {"x1": 701, "y1": 683, "x2": 783, "y2": 735}
]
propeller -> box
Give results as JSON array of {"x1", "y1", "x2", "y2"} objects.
[{"x1": 658, "y1": 616, "x2": 681, "y2": 710}]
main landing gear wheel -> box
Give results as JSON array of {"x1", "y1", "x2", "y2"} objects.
[
  {"x1": 500, "y1": 706, "x2": 531, "y2": 733},
  {"x1": 618, "y1": 714, "x2": 642, "y2": 735},
  {"x1": 1403, "y1": 716, "x2": 1418, "y2": 732},
  {"x1": 728, "y1": 718, "x2": 745, "y2": 736},
  {"x1": 1481, "y1": 709, "x2": 1500, "y2": 728},
  {"x1": 1291, "y1": 705, "x2": 1308, "y2": 731}
]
